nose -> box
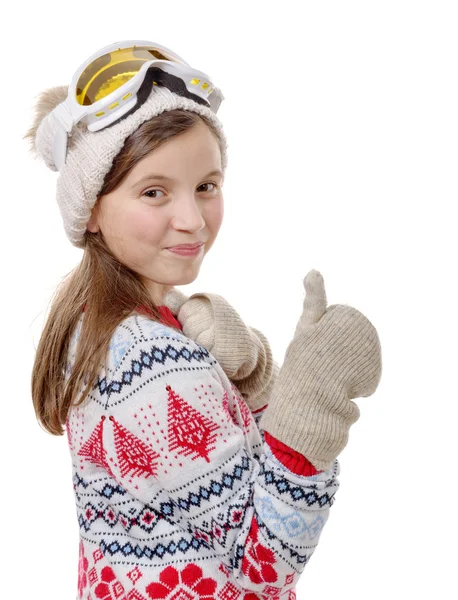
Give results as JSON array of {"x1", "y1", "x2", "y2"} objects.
[{"x1": 170, "y1": 194, "x2": 206, "y2": 233}]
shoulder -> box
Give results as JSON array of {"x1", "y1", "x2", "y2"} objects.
[
  {"x1": 103, "y1": 314, "x2": 222, "y2": 402},
  {"x1": 66, "y1": 311, "x2": 217, "y2": 381},
  {"x1": 67, "y1": 312, "x2": 228, "y2": 411},
  {"x1": 107, "y1": 312, "x2": 187, "y2": 371},
  {"x1": 109, "y1": 314, "x2": 209, "y2": 367},
  {"x1": 92, "y1": 315, "x2": 229, "y2": 412}
]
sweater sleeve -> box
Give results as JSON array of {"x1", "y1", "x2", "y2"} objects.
[
  {"x1": 74, "y1": 314, "x2": 339, "y2": 595},
  {"x1": 250, "y1": 404, "x2": 322, "y2": 476}
]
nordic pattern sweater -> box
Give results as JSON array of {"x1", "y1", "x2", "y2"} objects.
[{"x1": 65, "y1": 306, "x2": 340, "y2": 599}]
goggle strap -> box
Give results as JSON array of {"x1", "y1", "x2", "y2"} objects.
[
  {"x1": 53, "y1": 101, "x2": 74, "y2": 133},
  {"x1": 52, "y1": 120, "x2": 69, "y2": 172},
  {"x1": 98, "y1": 66, "x2": 211, "y2": 132}
]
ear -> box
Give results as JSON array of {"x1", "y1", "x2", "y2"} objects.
[{"x1": 86, "y1": 202, "x2": 100, "y2": 233}]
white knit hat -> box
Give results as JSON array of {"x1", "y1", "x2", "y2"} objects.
[{"x1": 29, "y1": 83, "x2": 228, "y2": 248}]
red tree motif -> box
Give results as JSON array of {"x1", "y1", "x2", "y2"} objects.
[
  {"x1": 234, "y1": 390, "x2": 253, "y2": 431},
  {"x1": 110, "y1": 416, "x2": 160, "y2": 479},
  {"x1": 78, "y1": 416, "x2": 114, "y2": 477},
  {"x1": 166, "y1": 384, "x2": 219, "y2": 463}
]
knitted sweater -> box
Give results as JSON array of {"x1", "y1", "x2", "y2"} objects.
[
  {"x1": 65, "y1": 306, "x2": 340, "y2": 599},
  {"x1": 156, "y1": 306, "x2": 322, "y2": 478}
]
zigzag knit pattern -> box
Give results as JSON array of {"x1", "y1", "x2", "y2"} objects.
[{"x1": 65, "y1": 311, "x2": 341, "y2": 599}]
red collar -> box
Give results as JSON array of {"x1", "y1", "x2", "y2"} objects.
[
  {"x1": 81, "y1": 304, "x2": 183, "y2": 331},
  {"x1": 153, "y1": 305, "x2": 183, "y2": 330}
]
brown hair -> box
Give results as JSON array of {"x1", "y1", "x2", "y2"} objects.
[{"x1": 30, "y1": 109, "x2": 226, "y2": 435}]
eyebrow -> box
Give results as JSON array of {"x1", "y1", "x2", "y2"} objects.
[{"x1": 131, "y1": 169, "x2": 224, "y2": 189}]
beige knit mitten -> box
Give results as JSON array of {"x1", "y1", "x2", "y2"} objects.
[
  {"x1": 259, "y1": 269, "x2": 382, "y2": 472},
  {"x1": 162, "y1": 288, "x2": 279, "y2": 412}
]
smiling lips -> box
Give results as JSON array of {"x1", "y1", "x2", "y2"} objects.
[
  {"x1": 166, "y1": 242, "x2": 204, "y2": 256},
  {"x1": 167, "y1": 242, "x2": 204, "y2": 250}
]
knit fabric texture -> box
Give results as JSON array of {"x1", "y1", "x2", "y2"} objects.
[
  {"x1": 162, "y1": 287, "x2": 281, "y2": 414},
  {"x1": 81, "y1": 301, "x2": 322, "y2": 477},
  {"x1": 259, "y1": 271, "x2": 382, "y2": 472},
  {"x1": 153, "y1": 304, "x2": 320, "y2": 477},
  {"x1": 66, "y1": 308, "x2": 340, "y2": 599},
  {"x1": 34, "y1": 84, "x2": 228, "y2": 249}
]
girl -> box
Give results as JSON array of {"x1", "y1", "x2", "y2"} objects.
[{"x1": 26, "y1": 40, "x2": 382, "y2": 599}]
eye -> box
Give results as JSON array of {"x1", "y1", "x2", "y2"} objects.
[
  {"x1": 143, "y1": 189, "x2": 165, "y2": 199},
  {"x1": 198, "y1": 182, "x2": 218, "y2": 193}
]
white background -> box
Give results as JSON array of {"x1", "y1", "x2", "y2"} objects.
[{"x1": 1, "y1": 1, "x2": 457, "y2": 597}]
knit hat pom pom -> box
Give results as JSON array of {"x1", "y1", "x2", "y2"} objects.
[{"x1": 24, "y1": 85, "x2": 69, "y2": 172}]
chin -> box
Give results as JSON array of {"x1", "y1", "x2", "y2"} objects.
[{"x1": 177, "y1": 271, "x2": 200, "y2": 285}]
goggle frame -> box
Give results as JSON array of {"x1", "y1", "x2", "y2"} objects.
[{"x1": 50, "y1": 40, "x2": 224, "y2": 171}]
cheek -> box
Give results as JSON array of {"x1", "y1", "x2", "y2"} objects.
[
  {"x1": 122, "y1": 206, "x2": 164, "y2": 244},
  {"x1": 135, "y1": 216, "x2": 163, "y2": 244},
  {"x1": 105, "y1": 205, "x2": 165, "y2": 260},
  {"x1": 204, "y1": 197, "x2": 224, "y2": 234}
]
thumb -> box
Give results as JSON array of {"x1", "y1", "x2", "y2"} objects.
[{"x1": 297, "y1": 269, "x2": 328, "y2": 329}]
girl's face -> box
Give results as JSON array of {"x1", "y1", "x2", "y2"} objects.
[{"x1": 87, "y1": 121, "x2": 224, "y2": 304}]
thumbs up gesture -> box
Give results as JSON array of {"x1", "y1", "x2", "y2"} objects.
[{"x1": 259, "y1": 270, "x2": 382, "y2": 471}]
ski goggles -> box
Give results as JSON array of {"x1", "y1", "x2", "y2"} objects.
[{"x1": 50, "y1": 40, "x2": 224, "y2": 171}]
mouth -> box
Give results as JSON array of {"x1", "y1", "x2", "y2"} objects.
[
  {"x1": 166, "y1": 242, "x2": 204, "y2": 250},
  {"x1": 166, "y1": 243, "x2": 204, "y2": 257}
]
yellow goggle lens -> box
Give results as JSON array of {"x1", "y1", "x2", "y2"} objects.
[{"x1": 76, "y1": 46, "x2": 181, "y2": 106}]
